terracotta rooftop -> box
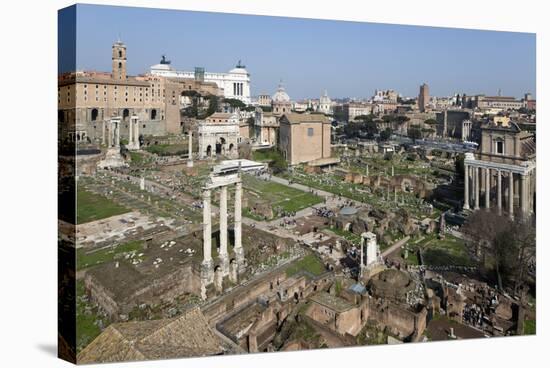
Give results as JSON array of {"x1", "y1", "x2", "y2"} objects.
[{"x1": 281, "y1": 113, "x2": 330, "y2": 125}]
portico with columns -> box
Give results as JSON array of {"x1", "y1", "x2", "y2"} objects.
[
  {"x1": 463, "y1": 152, "x2": 535, "y2": 218},
  {"x1": 97, "y1": 116, "x2": 127, "y2": 168},
  {"x1": 105, "y1": 116, "x2": 121, "y2": 148},
  {"x1": 200, "y1": 166, "x2": 245, "y2": 299}
]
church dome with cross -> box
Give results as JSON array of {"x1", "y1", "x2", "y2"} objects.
[{"x1": 272, "y1": 82, "x2": 290, "y2": 103}]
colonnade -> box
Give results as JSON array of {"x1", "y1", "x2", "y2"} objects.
[
  {"x1": 463, "y1": 154, "x2": 534, "y2": 218},
  {"x1": 101, "y1": 116, "x2": 140, "y2": 150}
]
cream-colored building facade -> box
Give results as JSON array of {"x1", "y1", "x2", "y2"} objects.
[{"x1": 58, "y1": 40, "x2": 221, "y2": 146}]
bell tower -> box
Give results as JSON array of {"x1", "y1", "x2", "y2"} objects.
[{"x1": 112, "y1": 40, "x2": 127, "y2": 80}]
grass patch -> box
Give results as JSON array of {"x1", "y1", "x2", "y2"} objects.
[
  {"x1": 243, "y1": 174, "x2": 322, "y2": 216},
  {"x1": 328, "y1": 227, "x2": 362, "y2": 244},
  {"x1": 286, "y1": 254, "x2": 326, "y2": 277},
  {"x1": 403, "y1": 249, "x2": 420, "y2": 265},
  {"x1": 77, "y1": 240, "x2": 144, "y2": 269},
  {"x1": 128, "y1": 151, "x2": 146, "y2": 165},
  {"x1": 252, "y1": 148, "x2": 287, "y2": 171},
  {"x1": 145, "y1": 143, "x2": 188, "y2": 156},
  {"x1": 419, "y1": 234, "x2": 474, "y2": 267},
  {"x1": 76, "y1": 188, "x2": 129, "y2": 224},
  {"x1": 76, "y1": 280, "x2": 109, "y2": 353}
]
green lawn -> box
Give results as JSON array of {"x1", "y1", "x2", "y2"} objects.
[
  {"x1": 286, "y1": 254, "x2": 326, "y2": 277},
  {"x1": 279, "y1": 165, "x2": 441, "y2": 219},
  {"x1": 418, "y1": 234, "x2": 474, "y2": 267},
  {"x1": 77, "y1": 240, "x2": 144, "y2": 269},
  {"x1": 403, "y1": 250, "x2": 420, "y2": 265},
  {"x1": 243, "y1": 174, "x2": 322, "y2": 216},
  {"x1": 128, "y1": 151, "x2": 148, "y2": 165},
  {"x1": 76, "y1": 188, "x2": 130, "y2": 224},
  {"x1": 144, "y1": 143, "x2": 188, "y2": 156},
  {"x1": 76, "y1": 280, "x2": 109, "y2": 353},
  {"x1": 327, "y1": 227, "x2": 362, "y2": 244},
  {"x1": 252, "y1": 148, "x2": 287, "y2": 170}
]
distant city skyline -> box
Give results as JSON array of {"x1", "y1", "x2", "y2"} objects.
[{"x1": 62, "y1": 4, "x2": 536, "y2": 100}]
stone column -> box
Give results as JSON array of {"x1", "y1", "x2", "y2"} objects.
[
  {"x1": 187, "y1": 131, "x2": 194, "y2": 167},
  {"x1": 359, "y1": 236, "x2": 364, "y2": 278},
  {"x1": 111, "y1": 122, "x2": 115, "y2": 147},
  {"x1": 527, "y1": 173, "x2": 533, "y2": 213},
  {"x1": 102, "y1": 120, "x2": 106, "y2": 145},
  {"x1": 135, "y1": 119, "x2": 139, "y2": 146},
  {"x1": 202, "y1": 189, "x2": 213, "y2": 264},
  {"x1": 128, "y1": 119, "x2": 133, "y2": 146},
  {"x1": 108, "y1": 121, "x2": 113, "y2": 147},
  {"x1": 463, "y1": 164, "x2": 470, "y2": 210},
  {"x1": 474, "y1": 166, "x2": 480, "y2": 210},
  {"x1": 508, "y1": 172, "x2": 514, "y2": 219},
  {"x1": 514, "y1": 174, "x2": 520, "y2": 203},
  {"x1": 219, "y1": 186, "x2": 229, "y2": 275},
  {"x1": 497, "y1": 170, "x2": 502, "y2": 213},
  {"x1": 234, "y1": 181, "x2": 244, "y2": 271},
  {"x1": 485, "y1": 167, "x2": 491, "y2": 209},
  {"x1": 115, "y1": 121, "x2": 120, "y2": 147},
  {"x1": 520, "y1": 174, "x2": 528, "y2": 216}
]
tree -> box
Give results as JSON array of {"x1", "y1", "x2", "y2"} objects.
[
  {"x1": 381, "y1": 115, "x2": 394, "y2": 123},
  {"x1": 395, "y1": 115, "x2": 410, "y2": 125},
  {"x1": 365, "y1": 120, "x2": 378, "y2": 139},
  {"x1": 424, "y1": 118, "x2": 438, "y2": 125},
  {"x1": 204, "y1": 95, "x2": 219, "y2": 117},
  {"x1": 223, "y1": 98, "x2": 246, "y2": 110},
  {"x1": 379, "y1": 128, "x2": 392, "y2": 141},
  {"x1": 355, "y1": 114, "x2": 373, "y2": 122},
  {"x1": 408, "y1": 125, "x2": 422, "y2": 143},
  {"x1": 461, "y1": 210, "x2": 535, "y2": 292}
]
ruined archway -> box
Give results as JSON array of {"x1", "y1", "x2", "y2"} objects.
[
  {"x1": 122, "y1": 108, "x2": 130, "y2": 122},
  {"x1": 216, "y1": 137, "x2": 226, "y2": 155}
]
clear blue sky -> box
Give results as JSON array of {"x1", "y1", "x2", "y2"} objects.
[{"x1": 61, "y1": 4, "x2": 536, "y2": 99}]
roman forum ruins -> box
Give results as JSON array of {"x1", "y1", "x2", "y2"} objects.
[{"x1": 200, "y1": 163, "x2": 245, "y2": 299}]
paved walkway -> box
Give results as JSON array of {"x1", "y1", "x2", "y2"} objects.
[{"x1": 381, "y1": 236, "x2": 411, "y2": 258}]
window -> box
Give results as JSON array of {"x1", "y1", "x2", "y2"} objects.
[
  {"x1": 496, "y1": 140, "x2": 504, "y2": 154},
  {"x1": 307, "y1": 127, "x2": 314, "y2": 137}
]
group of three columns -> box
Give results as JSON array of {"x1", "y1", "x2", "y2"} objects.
[{"x1": 201, "y1": 180, "x2": 245, "y2": 290}]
